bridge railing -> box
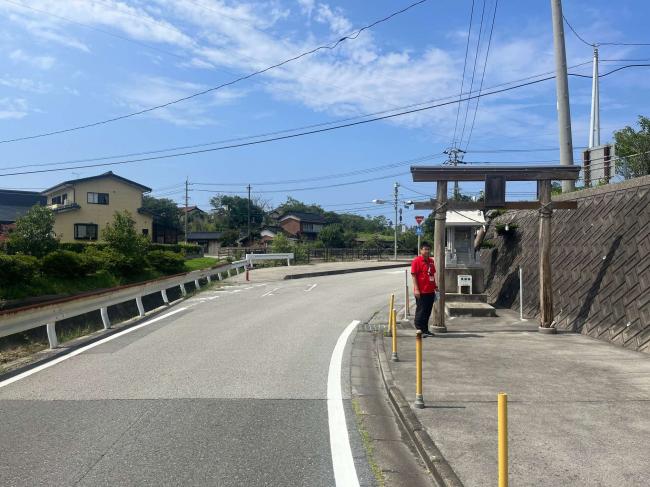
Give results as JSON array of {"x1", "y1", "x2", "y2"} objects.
[{"x1": 0, "y1": 259, "x2": 250, "y2": 349}]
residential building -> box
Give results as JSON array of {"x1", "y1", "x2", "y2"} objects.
[
  {"x1": 186, "y1": 231, "x2": 223, "y2": 254},
  {"x1": 0, "y1": 189, "x2": 46, "y2": 241},
  {"x1": 41, "y1": 171, "x2": 153, "y2": 243},
  {"x1": 277, "y1": 211, "x2": 326, "y2": 240}
]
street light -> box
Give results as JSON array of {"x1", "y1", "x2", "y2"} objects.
[{"x1": 373, "y1": 182, "x2": 399, "y2": 260}]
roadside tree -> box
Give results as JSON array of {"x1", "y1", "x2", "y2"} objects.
[
  {"x1": 7, "y1": 205, "x2": 58, "y2": 257},
  {"x1": 614, "y1": 115, "x2": 650, "y2": 179}
]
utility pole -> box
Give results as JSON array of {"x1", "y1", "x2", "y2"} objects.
[
  {"x1": 444, "y1": 147, "x2": 466, "y2": 199},
  {"x1": 393, "y1": 182, "x2": 399, "y2": 260},
  {"x1": 184, "y1": 177, "x2": 189, "y2": 242},
  {"x1": 589, "y1": 45, "x2": 600, "y2": 148},
  {"x1": 551, "y1": 0, "x2": 575, "y2": 192},
  {"x1": 247, "y1": 184, "x2": 251, "y2": 246}
]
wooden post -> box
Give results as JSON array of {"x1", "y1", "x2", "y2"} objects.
[
  {"x1": 538, "y1": 179, "x2": 554, "y2": 330},
  {"x1": 432, "y1": 180, "x2": 447, "y2": 332}
]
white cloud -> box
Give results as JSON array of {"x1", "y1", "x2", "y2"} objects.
[
  {"x1": 0, "y1": 98, "x2": 29, "y2": 119},
  {"x1": 116, "y1": 75, "x2": 246, "y2": 126},
  {"x1": 9, "y1": 49, "x2": 55, "y2": 70},
  {"x1": 0, "y1": 77, "x2": 51, "y2": 93}
]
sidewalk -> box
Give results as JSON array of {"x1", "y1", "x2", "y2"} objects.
[{"x1": 381, "y1": 309, "x2": 650, "y2": 487}]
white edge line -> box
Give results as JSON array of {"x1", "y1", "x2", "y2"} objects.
[
  {"x1": 0, "y1": 307, "x2": 188, "y2": 389},
  {"x1": 305, "y1": 283, "x2": 318, "y2": 292},
  {"x1": 327, "y1": 319, "x2": 361, "y2": 487}
]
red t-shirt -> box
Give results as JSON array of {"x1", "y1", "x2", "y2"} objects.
[{"x1": 411, "y1": 255, "x2": 437, "y2": 295}]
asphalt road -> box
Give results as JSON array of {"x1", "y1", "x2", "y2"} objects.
[{"x1": 0, "y1": 267, "x2": 407, "y2": 486}]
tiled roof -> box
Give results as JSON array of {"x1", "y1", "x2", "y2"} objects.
[
  {"x1": 42, "y1": 171, "x2": 151, "y2": 194},
  {"x1": 278, "y1": 211, "x2": 326, "y2": 223}
]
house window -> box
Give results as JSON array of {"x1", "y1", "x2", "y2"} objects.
[
  {"x1": 51, "y1": 193, "x2": 68, "y2": 205},
  {"x1": 74, "y1": 223, "x2": 98, "y2": 240},
  {"x1": 87, "y1": 192, "x2": 109, "y2": 205},
  {"x1": 302, "y1": 223, "x2": 323, "y2": 232}
]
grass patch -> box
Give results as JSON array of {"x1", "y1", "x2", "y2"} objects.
[
  {"x1": 351, "y1": 398, "x2": 385, "y2": 486},
  {"x1": 0, "y1": 270, "x2": 120, "y2": 301},
  {"x1": 184, "y1": 257, "x2": 221, "y2": 271}
]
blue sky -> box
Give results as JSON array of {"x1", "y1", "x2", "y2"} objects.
[{"x1": 0, "y1": 0, "x2": 648, "y2": 223}]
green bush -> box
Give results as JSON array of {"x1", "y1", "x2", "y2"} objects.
[
  {"x1": 147, "y1": 250, "x2": 186, "y2": 274},
  {"x1": 41, "y1": 250, "x2": 86, "y2": 278},
  {"x1": 94, "y1": 248, "x2": 143, "y2": 277},
  {"x1": 148, "y1": 243, "x2": 202, "y2": 255},
  {"x1": 0, "y1": 254, "x2": 39, "y2": 282},
  {"x1": 59, "y1": 242, "x2": 108, "y2": 253}
]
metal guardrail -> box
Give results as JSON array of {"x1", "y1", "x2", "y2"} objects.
[
  {"x1": 245, "y1": 253, "x2": 294, "y2": 267},
  {"x1": 0, "y1": 259, "x2": 250, "y2": 349}
]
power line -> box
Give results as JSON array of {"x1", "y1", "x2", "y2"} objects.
[
  {"x1": 0, "y1": 60, "x2": 593, "y2": 173},
  {"x1": 451, "y1": 0, "x2": 475, "y2": 148},
  {"x1": 464, "y1": 0, "x2": 498, "y2": 151},
  {"x1": 4, "y1": 64, "x2": 644, "y2": 178},
  {"x1": 569, "y1": 64, "x2": 650, "y2": 78},
  {"x1": 191, "y1": 154, "x2": 444, "y2": 187},
  {"x1": 563, "y1": 13, "x2": 650, "y2": 47},
  {"x1": 0, "y1": 0, "x2": 429, "y2": 145},
  {"x1": 458, "y1": 0, "x2": 487, "y2": 148}
]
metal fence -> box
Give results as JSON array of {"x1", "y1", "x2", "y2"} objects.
[{"x1": 0, "y1": 259, "x2": 249, "y2": 349}]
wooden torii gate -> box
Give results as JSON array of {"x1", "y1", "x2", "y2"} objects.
[{"x1": 410, "y1": 165, "x2": 580, "y2": 333}]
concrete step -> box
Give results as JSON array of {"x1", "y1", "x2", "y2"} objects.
[
  {"x1": 445, "y1": 301, "x2": 497, "y2": 317},
  {"x1": 446, "y1": 293, "x2": 488, "y2": 303}
]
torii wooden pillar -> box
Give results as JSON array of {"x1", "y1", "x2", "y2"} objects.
[{"x1": 411, "y1": 165, "x2": 579, "y2": 332}]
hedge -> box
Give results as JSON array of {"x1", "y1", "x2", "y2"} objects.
[
  {"x1": 147, "y1": 250, "x2": 186, "y2": 274},
  {"x1": 41, "y1": 250, "x2": 86, "y2": 278},
  {"x1": 0, "y1": 254, "x2": 39, "y2": 283}
]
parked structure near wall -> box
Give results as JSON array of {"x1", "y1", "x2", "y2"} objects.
[{"x1": 482, "y1": 175, "x2": 650, "y2": 353}]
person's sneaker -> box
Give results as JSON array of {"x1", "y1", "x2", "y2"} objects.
[{"x1": 422, "y1": 331, "x2": 435, "y2": 337}]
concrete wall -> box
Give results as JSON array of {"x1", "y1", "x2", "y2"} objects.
[
  {"x1": 47, "y1": 178, "x2": 152, "y2": 242},
  {"x1": 481, "y1": 175, "x2": 650, "y2": 353}
]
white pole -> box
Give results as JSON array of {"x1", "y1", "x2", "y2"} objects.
[
  {"x1": 589, "y1": 46, "x2": 600, "y2": 148},
  {"x1": 519, "y1": 266, "x2": 524, "y2": 321},
  {"x1": 403, "y1": 268, "x2": 410, "y2": 320}
]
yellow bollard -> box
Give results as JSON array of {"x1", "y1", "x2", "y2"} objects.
[
  {"x1": 414, "y1": 330, "x2": 424, "y2": 408},
  {"x1": 389, "y1": 294, "x2": 395, "y2": 333},
  {"x1": 391, "y1": 308, "x2": 399, "y2": 362},
  {"x1": 498, "y1": 392, "x2": 508, "y2": 487}
]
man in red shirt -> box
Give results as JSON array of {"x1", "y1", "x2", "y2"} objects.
[{"x1": 411, "y1": 241, "x2": 437, "y2": 337}]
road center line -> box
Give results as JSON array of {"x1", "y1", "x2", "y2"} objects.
[
  {"x1": 327, "y1": 320, "x2": 361, "y2": 487},
  {"x1": 0, "y1": 307, "x2": 188, "y2": 389}
]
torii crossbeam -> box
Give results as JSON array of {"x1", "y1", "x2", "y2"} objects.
[{"x1": 410, "y1": 165, "x2": 580, "y2": 333}]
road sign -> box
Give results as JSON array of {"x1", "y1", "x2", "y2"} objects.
[
  {"x1": 415, "y1": 215, "x2": 424, "y2": 225},
  {"x1": 415, "y1": 226, "x2": 423, "y2": 236}
]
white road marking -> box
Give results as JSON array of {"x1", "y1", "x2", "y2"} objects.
[
  {"x1": 327, "y1": 320, "x2": 361, "y2": 487},
  {"x1": 305, "y1": 283, "x2": 318, "y2": 292},
  {"x1": 0, "y1": 307, "x2": 188, "y2": 389},
  {"x1": 261, "y1": 287, "x2": 279, "y2": 297}
]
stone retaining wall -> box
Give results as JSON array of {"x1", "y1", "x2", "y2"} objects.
[{"x1": 481, "y1": 175, "x2": 650, "y2": 353}]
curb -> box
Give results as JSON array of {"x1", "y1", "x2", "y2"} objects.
[
  {"x1": 375, "y1": 333, "x2": 464, "y2": 487},
  {"x1": 283, "y1": 262, "x2": 409, "y2": 280}
]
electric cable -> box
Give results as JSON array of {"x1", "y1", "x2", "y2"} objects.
[
  {"x1": 0, "y1": 0, "x2": 430, "y2": 144},
  {"x1": 458, "y1": 0, "x2": 487, "y2": 147},
  {"x1": 463, "y1": 0, "x2": 498, "y2": 151},
  {"x1": 451, "y1": 0, "x2": 476, "y2": 148},
  {"x1": 0, "y1": 60, "x2": 593, "y2": 172}
]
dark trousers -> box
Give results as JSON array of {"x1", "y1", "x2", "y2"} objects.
[{"x1": 414, "y1": 293, "x2": 436, "y2": 332}]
